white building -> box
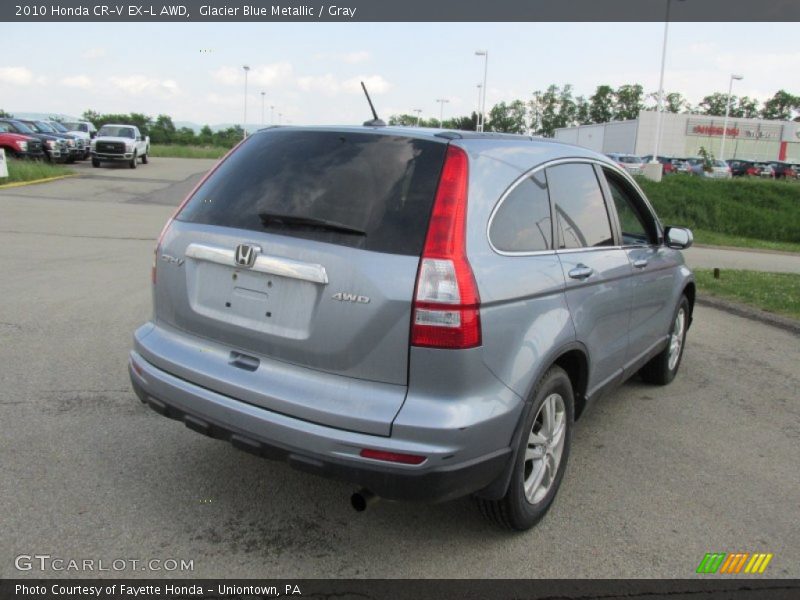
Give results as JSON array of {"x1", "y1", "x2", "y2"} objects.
[{"x1": 554, "y1": 110, "x2": 800, "y2": 162}]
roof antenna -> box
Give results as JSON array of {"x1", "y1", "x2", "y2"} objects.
[{"x1": 360, "y1": 81, "x2": 386, "y2": 127}]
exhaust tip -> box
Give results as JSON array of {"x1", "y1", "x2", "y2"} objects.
[{"x1": 350, "y1": 488, "x2": 378, "y2": 512}]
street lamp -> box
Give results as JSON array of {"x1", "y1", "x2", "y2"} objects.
[
  {"x1": 436, "y1": 98, "x2": 449, "y2": 126},
  {"x1": 278, "y1": 112, "x2": 283, "y2": 125},
  {"x1": 475, "y1": 50, "x2": 488, "y2": 132},
  {"x1": 476, "y1": 83, "x2": 483, "y2": 130},
  {"x1": 260, "y1": 91, "x2": 266, "y2": 127},
  {"x1": 413, "y1": 108, "x2": 422, "y2": 126},
  {"x1": 270, "y1": 105, "x2": 274, "y2": 125},
  {"x1": 648, "y1": 0, "x2": 685, "y2": 180},
  {"x1": 242, "y1": 65, "x2": 250, "y2": 139},
  {"x1": 720, "y1": 74, "x2": 744, "y2": 161}
]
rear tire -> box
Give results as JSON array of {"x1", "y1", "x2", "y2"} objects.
[
  {"x1": 92, "y1": 158, "x2": 100, "y2": 168},
  {"x1": 141, "y1": 152, "x2": 148, "y2": 164},
  {"x1": 476, "y1": 366, "x2": 574, "y2": 531},
  {"x1": 639, "y1": 295, "x2": 690, "y2": 385}
]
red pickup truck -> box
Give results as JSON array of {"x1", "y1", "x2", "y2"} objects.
[{"x1": 0, "y1": 122, "x2": 45, "y2": 159}]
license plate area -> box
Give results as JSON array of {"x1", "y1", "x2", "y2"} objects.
[{"x1": 186, "y1": 260, "x2": 318, "y2": 340}]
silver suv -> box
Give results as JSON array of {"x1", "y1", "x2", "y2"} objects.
[{"x1": 129, "y1": 127, "x2": 695, "y2": 530}]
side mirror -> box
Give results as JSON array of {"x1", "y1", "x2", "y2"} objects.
[{"x1": 665, "y1": 226, "x2": 693, "y2": 249}]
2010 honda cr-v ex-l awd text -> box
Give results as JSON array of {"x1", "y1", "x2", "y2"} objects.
[{"x1": 129, "y1": 126, "x2": 695, "y2": 530}]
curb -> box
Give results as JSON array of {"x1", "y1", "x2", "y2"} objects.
[
  {"x1": 694, "y1": 243, "x2": 800, "y2": 257},
  {"x1": 696, "y1": 295, "x2": 800, "y2": 336},
  {"x1": 0, "y1": 174, "x2": 78, "y2": 190}
]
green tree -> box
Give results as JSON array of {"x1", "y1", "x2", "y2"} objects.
[
  {"x1": 760, "y1": 90, "x2": 800, "y2": 120},
  {"x1": 486, "y1": 100, "x2": 528, "y2": 134},
  {"x1": 589, "y1": 85, "x2": 615, "y2": 123},
  {"x1": 614, "y1": 84, "x2": 644, "y2": 120},
  {"x1": 530, "y1": 85, "x2": 562, "y2": 136},
  {"x1": 698, "y1": 93, "x2": 730, "y2": 116},
  {"x1": 664, "y1": 92, "x2": 689, "y2": 113},
  {"x1": 735, "y1": 96, "x2": 760, "y2": 119},
  {"x1": 443, "y1": 113, "x2": 478, "y2": 131},
  {"x1": 575, "y1": 96, "x2": 591, "y2": 125},
  {"x1": 0, "y1": 109, "x2": 12, "y2": 118},
  {"x1": 198, "y1": 125, "x2": 214, "y2": 145},
  {"x1": 149, "y1": 114, "x2": 176, "y2": 144}
]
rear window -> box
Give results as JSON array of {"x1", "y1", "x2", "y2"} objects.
[{"x1": 177, "y1": 130, "x2": 448, "y2": 256}]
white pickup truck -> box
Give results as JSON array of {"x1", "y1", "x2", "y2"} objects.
[{"x1": 91, "y1": 124, "x2": 150, "y2": 168}]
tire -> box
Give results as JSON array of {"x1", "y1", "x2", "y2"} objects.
[
  {"x1": 92, "y1": 158, "x2": 100, "y2": 168},
  {"x1": 141, "y1": 152, "x2": 148, "y2": 164},
  {"x1": 639, "y1": 295, "x2": 690, "y2": 385},
  {"x1": 129, "y1": 152, "x2": 137, "y2": 169},
  {"x1": 476, "y1": 366, "x2": 574, "y2": 531}
]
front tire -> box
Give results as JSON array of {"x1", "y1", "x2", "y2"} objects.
[
  {"x1": 476, "y1": 366, "x2": 574, "y2": 530},
  {"x1": 639, "y1": 295, "x2": 690, "y2": 385},
  {"x1": 92, "y1": 158, "x2": 100, "y2": 168},
  {"x1": 129, "y1": 152, "x2": 137, "y2": 169}
]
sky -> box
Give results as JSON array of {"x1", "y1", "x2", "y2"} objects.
[{"x1": 2, "y1": 22, "x2": 797, "y2": 127}]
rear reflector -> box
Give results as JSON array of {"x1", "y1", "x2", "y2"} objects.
[
  {"x1": 411, "y1": 145, "x2": 481, "y2": 349},
  {"x1": 359, "y1": 449, "x2": 426, "y2": 465}
]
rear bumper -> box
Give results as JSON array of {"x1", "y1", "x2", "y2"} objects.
[{"x1": 129, "y1": 350, "x2": 513, "y2": 502}]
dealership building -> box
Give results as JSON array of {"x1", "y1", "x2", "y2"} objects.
[{"x1": 554, "y1": 110, "x2": 800, "y2": 163}]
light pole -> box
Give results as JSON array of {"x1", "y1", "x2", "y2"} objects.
[
  {"x1": 413, "y1": 108, "x2": 422, "y2": 126},
  {"x1": 647, "y1": 0, "x2": 685, "y2": 181},
  {"x1": 278, "y1": 112, "x2": 283, "y2": 125},
  {"x1": 270, "y1": 105, "x2": 274, "y2": 125},
  {"x1": 475, "y1": 50, "x2": 488, "y2": 132},
  {"x1": 260, "y1": 92, "x2": 266, "y2": 127},
  {"x1": 720, "y1": 74, "x2": 743, "y2": 161},
  {"x1": 476, "y1": 83, "x2": 482, "y2": 130},
  {"x1": 242, "y1": 65, "x2": 250, "y2": 139},
  {"x1": 436, "y1": 98, "x2": 449, "y2": 126}
]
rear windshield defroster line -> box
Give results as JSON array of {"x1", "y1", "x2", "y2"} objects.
[{"x1": 176, "y1": 129, "x2": 448, "y2": 256}]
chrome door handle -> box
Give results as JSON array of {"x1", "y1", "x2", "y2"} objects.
[
  {"x1": 633, "y1": 259, "x2": 648, "y2": 269},
  {"x1": 568, "y1": 265, "x2": 594, "y2": 280}
]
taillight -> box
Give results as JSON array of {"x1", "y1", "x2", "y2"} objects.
[
  {"x1": 411, "y1": 145, "x2": 481, "y2": 349},
  {"x1": 152, "y1": 138, "x2": 247, "y2": 285},
  {"x1": 359, "y1": 449, "x2": 426, "y2": 465}
]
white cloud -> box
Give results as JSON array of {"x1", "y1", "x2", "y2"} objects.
[
  {"x1": 109, "y1": 75, "x2": 180, "y2": 97},
  {"x1": 61, "y1": 75, "x2": 93, "y2": 89},
  {"x1": 313, "y1": 51, "x2": 371, "y2": 64},
  {"x1": 0, "y1": 66, "x2": 35, "y2": 86},
  {"x1": 81, "y1": 47, "x2": 106, "y2": 60},
  {"x1": 342, "y1": 75, "x2": 390, "y2": 94},
  {"x1": 212, "y1": 62, "x2": 293, "y2": 87}
]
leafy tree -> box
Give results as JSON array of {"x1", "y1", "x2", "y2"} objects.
[
  {"x1": 735, "y1": 96, "x2": 760, "y2": 119},
  {"x1": 760, "y1": 90, "x2": 800, "y2": 120},
  {"x1": 198, "y1": 125, "x2": 214, "y2": 145},
  {"x1": 575, "y1": 96, "x2": 591, "y2": 125},
  {"x1": 614, "y1": 84, "x2": 644, "y2": 120},
  {"x1": 486, "y1": 100, "x2": 528, "y2": 134},
  {"x1": 664, "y1": 92, "x2": 689, "y2": 113},
  {"x1": 530, "y1": 85, "x2": 562, "y2": 136},
  {"x1": 149, "y1": 114, "x2": 176, "y2": 144},
  {"x1": 444, "y1": 113, "x2": 478, "y2": 131},
  {"x1": 698, "y1": 93, "x2": 730, "y2": 116},
  {"x1": 589, "y1": 85, "x2": 615, "y2": 124},
  {"x1": 0, "y1": 109, "x2": 12, "y2": 118}
]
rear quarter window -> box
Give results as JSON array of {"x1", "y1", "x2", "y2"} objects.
[{"x1": 177, "y1": 130, "x2": 448, "y2": 256}]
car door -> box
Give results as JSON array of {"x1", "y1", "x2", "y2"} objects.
[
  {"x1": 597, "y1": 167, "x2": 677, "y2": 369},
  {"x1": 548, "y1": 161, "x2": 632, "y2": 397}
]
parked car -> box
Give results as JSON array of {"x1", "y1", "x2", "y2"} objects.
[
  {"x1": 129, "y1": 127, "x2": 696, "y2": 530},
  {"x1": 686, "y1": 158, "x2": 731, "y2": 178},
  {"x1": 48, "y1": 120, "x2": 90, "y2": 160},
  {"x1": 91, "y1": 124, "x2": 150, "y2": 168},
  {"x1": 0, "y1": 122, "x2": 45, "y2": 160},
  {"x1": 61, "y1": 120, "x2": 97, "y2": 140},
  {"x1": 640, "y1": 155, "x2": 677, "y2": 175},
  {"x1": 0, "y1": 118, "x2": 69, "y2": 163},
  {"x1": 20, "y1": 119, "x2": 82, "y2": 162},
  {"x1": 755, "y1": 163, "x2": 775, "y2": 178},
  {"x1": 606, "y1": 153, "x2": 646, "y2": 175},
  {"x1": 727, "y1": 160, "x2": 761, "y2": 177},
  {"x1": 672, "y1": 158, "x2": 692, "y2": 174},
  {"x1": 769, "y1": 162, "x2": 798, "y2": 180}
]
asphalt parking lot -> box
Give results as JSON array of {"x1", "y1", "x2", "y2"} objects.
[{"x1": 1, "y1": 158, "x2": 798, "y2": 578}]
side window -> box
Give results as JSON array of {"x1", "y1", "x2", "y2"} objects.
[
  {"x1": 602, "y1": 169, "x2": 657, "y2": 245},
  {"x1": 547, "y1": 163, "x2": 613, "y2": 249},
  {"x1": 489, "y1": 172, "x2": 552, "y2": 253}
]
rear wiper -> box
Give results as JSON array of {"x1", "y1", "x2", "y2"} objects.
[{"x1": 258, "y1": 212, "x2": 366, "y2": 236}]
